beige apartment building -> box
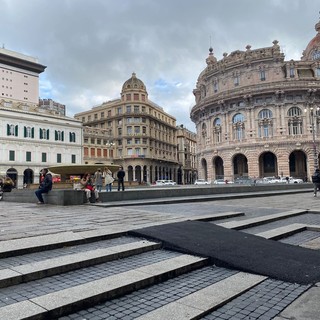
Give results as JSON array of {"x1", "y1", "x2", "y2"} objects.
[
  {"x1": 191, "y1": 18, "x2": 320, "y2": 182},
  {"x1": 176, "y1": 125, "x2": 197, "y2": 184},
  {"x1": 75, "y1": 73, "x2": 194, "y2": 184}
]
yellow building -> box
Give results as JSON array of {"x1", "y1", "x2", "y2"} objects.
[
  {"x1": 74, "y1": 73, "x2": 183, "y2": 184},
  {"x1": 191, "y1": 18, "x2": 320, "y2": 182}
]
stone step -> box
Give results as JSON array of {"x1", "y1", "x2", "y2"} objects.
[
  {"x1": 0, "y1": 238, "x2": 161, "y2": 288},
  {"x1": 217, "y1": 209, "x2": 306, "y2": 230},
  {"x1": 0, "y1": 252, "x2": 207, "y2": 320},
  {"x1": 136, "y1": 272, "x2": 266, "y2": 320}
]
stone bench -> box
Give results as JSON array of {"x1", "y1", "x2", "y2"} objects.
[{"x1": 2, "y1": 183, "x2": 313, "y2": 206}]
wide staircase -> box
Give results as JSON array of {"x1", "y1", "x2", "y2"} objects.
[{"x1": 1, "y1": 208, "x2": 318, "y2": 320}]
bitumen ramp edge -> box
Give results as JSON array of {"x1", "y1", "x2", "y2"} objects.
[{"x1": 129, "y1": 220, "x2": 320, "y2": 285}]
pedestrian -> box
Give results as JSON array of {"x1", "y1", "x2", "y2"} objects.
[
  {"x1": 311, "y1": 168, "x2": 320, "y2": 197},
  {"x1": 35, "y1": 168, "x2": 52, "y2": 204},
  {"x1": 94, "y1": 168, "x2": 103, "y2": 192},
  {"x1": 117, "y1": 166, "x2": 125, "y2": 191},
  {"x1": 104, "y1": 168, "x2": 114, "y2": 192},
  {"x1": 3, "y1": 176, "x2": 14, "y2": 192},
  {"x1": 80, "y1": 173, "x2": 100, "y2": 203}
]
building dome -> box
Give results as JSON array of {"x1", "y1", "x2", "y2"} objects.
[
  {"x1": 301, "y1": 20, "x2": 320, "y2": 61},
  {"x1": 121, "y1": 72, "x2": 147, "y2": 93}
]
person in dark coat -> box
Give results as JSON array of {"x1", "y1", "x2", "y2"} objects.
[
  {"x1": 35, "y1": 168, "x2": 53, "y2": 204},
  {"x1": 312, "y1": 168, "x2": 320, "y2": 197},
  {"x1": 117, "y1": 166, "x2": 125, "y2": 191}
]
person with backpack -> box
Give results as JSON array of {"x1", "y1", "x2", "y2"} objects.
[{"x1": 311, "y1": 168, "x2": 320, "y2": 197}]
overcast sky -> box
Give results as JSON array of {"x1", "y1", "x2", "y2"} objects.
[{"x1": 1, "y1": 0, "x2": 319, "y2": 131}]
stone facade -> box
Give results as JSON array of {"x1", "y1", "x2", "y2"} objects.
[{"x1": 191, "y1": 19, "x2": 320, "y2": 182}]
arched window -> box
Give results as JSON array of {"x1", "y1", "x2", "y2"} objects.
[
  {"x1": 287, "y1": 107, "x2": 303, "y2": 135},
  {"x1": 288, "y1": 107, "x2": 302, "y2": 117},
  {"x1": 258, "y1": 109, "x2": 273, "y2": 119},
  {"x1": 258, "y1": 109, "x2": 273, "y2": 138},
  {"x1": 232, "y1": 113, "x2": 245, "y2": 141},
  {"x1": 213, "y1": 118, "x2": 221, "y2": 126},
  {"x1": 233, "y1": 113, "x2": 245, "y2": 123}
]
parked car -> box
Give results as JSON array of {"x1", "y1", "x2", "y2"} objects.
[
  {"x1": 155, "y1": 180, "x2": 177, "y2": 186},
  {"x1": 194, "y1": 179, "x2": 210, "y2": 185},
  {"x1": 278, "y1": 177, "x2": 304, "y2": 184},
  {"x1": 213, "y1": 179, "x2": 226, "y2": 185},
  {"x1": 234, "y1": 177, "x2": 254, "y2": 185}
]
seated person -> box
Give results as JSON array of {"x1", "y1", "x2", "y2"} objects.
[
  {"x1": 3, "y1": 176, "x2": 14, "y2": 192},
  {"x1": 80, "y1": 173, "x2": 100, "y2": 203}
]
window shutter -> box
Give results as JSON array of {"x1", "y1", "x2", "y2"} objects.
[
  {"x1": 55, "y1": 130, "x2": 58, "y2": 141},
  {"x1": 40, "y1": 129, "x2": 43, "y2": 139},
  {"x1": 62, "y1": 131, "x2": 64, "y2": 141},
  {"x1": 24, "y1": 126, "x2": 27, "y2": 138},
  {"x1": 31, "y1": 127, "x2": 34, "y2": 138},
  {"x1": 47, "y1": 129, "x2": 50, "y2": 140},
  {"x1": 15, "y1": 125, "x2": 18, "y2": 136},
  {"x1": 69, "y1": 132, "x2": 71, "y2": 142},
  {"x1": 7, "y1": 124, "x2": 10, "y2": 136}
]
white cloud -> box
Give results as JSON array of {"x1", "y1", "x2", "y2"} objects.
[{"x1": 1, "y1": 0, "x2": 319, "y2": 131}]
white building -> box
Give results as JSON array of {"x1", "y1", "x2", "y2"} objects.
[{"x1": 0, "y1": 48, "x2": 83, "y2": 187}]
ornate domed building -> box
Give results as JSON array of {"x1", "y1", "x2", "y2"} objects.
[{"x1": 191, "y1": 19, "x2": 320, "y2": 182}]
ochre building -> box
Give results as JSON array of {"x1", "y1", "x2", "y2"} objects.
[
  {"x1": 191, "y1": 19, "x2": 320, "y2": 182},
  {"x1": 75, "y1": 73, "x2": 196, "y2": 184}
]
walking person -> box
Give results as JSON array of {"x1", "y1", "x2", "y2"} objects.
[
  {"x1": 312, "y1": 168, "x2": 320, "y2": 197},
  {"x1": 104, "y1": 168, "x2": 114, "y2": 192},
  {"x1": 94, "y1": 168, "x2": 103, "y2": 192},
  {"x1": 117, "y1": 166, "x2": 125, "y2": 191},
  {"x1": 35, "y1": 168, "x2": 52, "y2": 204}
]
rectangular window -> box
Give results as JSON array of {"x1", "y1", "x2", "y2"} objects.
[
  {"x1": 9, "y1": 150, "x2": 15, "y2": 161},
  {"x1": 127, "y1": 126, "x2": 132, "y2": 134},
  {"x1": 260, "y1": 70, "x2": 266, "y2": 81},
  {"x1": 127, "y1": 148, "x2": 133, "y2": 155},
  {"x1": 126, "y1": 93, "x2": 131, "y2": 101},
  {"x1": 134, "y1": 105, "x2": 139, "y2": 113},
  {"x1": 127, "y1": 138, "x2": 132, "y2": 145},
  {"x1": 134, "y1": 126, "x2": 140, "y2": 134},
  {"x1": 101, "y1": 112, "x2": 104, "y2": 118},
  {"x1": 290, "y1": 67, "x2": 295, "y2": 78},
  {"x1": 234, "y1": 75, "x2": 240, "y2": 86},
  {"x1": 57, "y1": 153, "x2": 62, "y2": 163},
  {"x1": 42, "y1": 152, "x2": 47, "y2": 162},
  {"x1": 126, "y1": 105, "x2": 131, "y2": 113},
  {"x1": 117, "y1": 107, "x2": 122, "y2": 115},
  {"x1": 71, "y1": 154, "x2": 76, "y2": 163},
  {"x1": 213, "y1": 82, "x2": 218, "y2": 93},
  {"x1": 26, "y1": 151, "x2": 31, "y2": 162},
  {"x1": 134, "y1": 93, "x2": 139, "y2": 100},
  {"x1": 108, "y1": 110, "x2": 112, "y2": 117}
]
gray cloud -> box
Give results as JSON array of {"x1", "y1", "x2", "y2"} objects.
[{"x1": 1, "y1": 0, "x2": 319, "y2": 131}]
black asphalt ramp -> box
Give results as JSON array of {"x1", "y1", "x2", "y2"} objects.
[{"x1": 130, "y1": 221, "x2": 320, "y2": 285}]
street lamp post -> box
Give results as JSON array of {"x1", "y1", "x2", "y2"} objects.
[{"x1": 305, "y1": 106, "x2": 319, "y2": 170}]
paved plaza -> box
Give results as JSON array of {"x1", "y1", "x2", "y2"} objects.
[{"x1": 0, "y1": 189, "x2": 319, "y2": 319}]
